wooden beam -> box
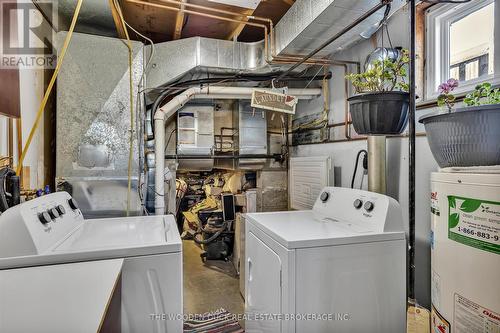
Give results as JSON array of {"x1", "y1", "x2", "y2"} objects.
[
  {"x1": 173, "y1": 0, "x2": 187, "y2": 40},
  {"x1": 226, "y1": 8, "x2": 254, "y2": 41},
  {"x1": 109, "y1": 0, "x2": 127, "y2": 39},
  {"x1": 282, "y1": 0, "x2": 295, "y2": 6}
]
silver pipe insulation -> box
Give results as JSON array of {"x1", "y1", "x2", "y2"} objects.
[
  {"x1": 367, "y1": 135, "x2": 387, "y2": 194},
  {"x1": 153, "y1": 86, "x2": 322, "y2": 215}
]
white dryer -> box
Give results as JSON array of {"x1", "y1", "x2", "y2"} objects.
[
  {"x1": 245, "y1": 187, "x2": 406, "y2": 333},
  {"x1": 0, "y1": 191, "x2": 182, "y2": 333}
]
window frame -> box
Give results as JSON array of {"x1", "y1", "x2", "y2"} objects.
[{"x1": 425, "y1": 0, "x2": 499, "y2": 100}]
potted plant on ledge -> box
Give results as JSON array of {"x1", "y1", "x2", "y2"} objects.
[
  {"x1": 346, "y1": 49, "x2": 410, "y2": 135},
  {"x1": 419, "y1": 82, "x2": 500, "y2": 167}
]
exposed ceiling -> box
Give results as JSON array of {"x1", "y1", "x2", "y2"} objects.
[{"x1": 36, "y1": 0, "x2": 293, "y2": 43}]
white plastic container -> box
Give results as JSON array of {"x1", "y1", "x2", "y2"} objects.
[{"x1": 430, "y1": 170, "x2": 500, "y2": 333}]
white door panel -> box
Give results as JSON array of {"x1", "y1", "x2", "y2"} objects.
[{"x1": 246, "y1": 231, "x2": 282, "y2": 333}]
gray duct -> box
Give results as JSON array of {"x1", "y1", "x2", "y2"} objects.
[
  {"x1": 145, "y1": 37, "x2": 277, "y2": 93},
  {"x1": 274, "y1": 0, "x2": 405, "y2": 57}
]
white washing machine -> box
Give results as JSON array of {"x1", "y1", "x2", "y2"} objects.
[
  {"x1": 245, "y1": 187, "x2": 406, "y2": 333},
  {"x1": 431, "y1": 169, "x2": 500, "y2": 333},
  {"x1": 0, "y1": 191, "x2": 182, "y2": 333}
]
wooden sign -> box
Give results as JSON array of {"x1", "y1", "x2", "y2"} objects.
[{"x1": 251, "y1": 89, "x2": 298, "y2": 114}]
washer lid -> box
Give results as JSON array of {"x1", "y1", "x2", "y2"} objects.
[
  {"x1": 52, "y1": 215, "x2": 181, "y2": 254},
  {"x1": 246, "y1": 211, "x2": 405, "y2": 249},
  {"x1": 0, "y1": 215, "x2": 181, "y2": 269}
]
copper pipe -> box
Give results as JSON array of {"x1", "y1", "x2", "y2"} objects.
[
  {"x1": 145, "y1": 0, "x2": 341, "y2": 66},
  {"x1": 291, "y1": 132, "x2": 427, "y2": 146},
  {"x1": 127, "y1": 0, "x2": 269, "y2": 61},
  {"x1": 126, "y1": 1, "x2": 268, "y2": 32},
  {"x1": 127, "y1": 0, "x2": 360, "y2": 68},
  {"x1": 154, "y1": 0, "x2": 271, "y2": 24},
  {"x1": 156, "y1": 0, "x2": 277, "y2": 61},
  {"x1": 342, "y1": 64, "x2": 351, "y2": 140}
]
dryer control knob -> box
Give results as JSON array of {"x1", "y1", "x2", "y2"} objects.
[
  {"x1": 38, "y1": 212, "x2": 51, "y2": 224},
  {"x1": 320, "y1": 192, "x2": 329, "y2": 202},
  {"x1": 353, "y1": 199, "x2": 363, "y2": 209},
  {"x1": 364, "y1": 201, "x2": 375, "y2": 212},
  {"x1": 48, "y1": 208, "x2": 60, "y2": 220},
  {"x1": 68, "y1": 198, "x2": 79, "y2": 210}
]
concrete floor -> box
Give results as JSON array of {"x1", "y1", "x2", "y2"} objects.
[{"x1": 183, "y1": 240, "x2": 244, "y2": 318}]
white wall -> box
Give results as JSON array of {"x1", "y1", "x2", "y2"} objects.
[{"x1": 291, "y1": 4, "x2": 439, "y2": 308}]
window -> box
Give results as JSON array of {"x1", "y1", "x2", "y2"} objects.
[{"x1": 425, "y1": 0, "x2": 498, "y2": 100}]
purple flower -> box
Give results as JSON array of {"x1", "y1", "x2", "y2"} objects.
[
  {"x1": 447, "y1": 78, "x2": 459, "y2": 89},
  {"x1": 438, "y1": 78, "x2": 459, "y2": 94},
  {"x1": 438, "y1": 83, "x2": 450, "y2": 94}
]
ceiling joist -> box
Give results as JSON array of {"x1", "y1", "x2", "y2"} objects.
[
  {"x1": 226, "y1": 8, "x2": 254, "y2": 41},
  {"x1": 108, "y1": 0, "x2": 127, "y2": 39},
  {"x1": 173, "y1": 0, "x2": 187, "y2": 40}
]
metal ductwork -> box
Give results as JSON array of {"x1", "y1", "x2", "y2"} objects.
[
  {"x1": 274, "y1": 0, "x2": 405, "y2": 57},
  {"x1": 145, "y1": 37, "x2": 275, "y2": 92},
  {"x1": 214, "y1": 100, "x2": 269, "y2": 171}
]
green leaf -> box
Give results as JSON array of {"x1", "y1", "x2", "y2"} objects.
[
  {"x1": 448, "y1": 196, "x2": 456, "y2": 209},
  {"x1": 459, "y1": 199, "x2": 482, "y2": 213},
  {"x1": 449, "y1": 213, "x2": 460, "y2": 228}
]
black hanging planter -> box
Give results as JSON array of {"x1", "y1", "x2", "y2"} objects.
[{"x1": 347, "y1": 91, "x2": 410, "y2": 135}]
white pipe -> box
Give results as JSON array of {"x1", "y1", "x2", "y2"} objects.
[{"x1": 154, "y1": 86, "x2": 322, "y2": 215}]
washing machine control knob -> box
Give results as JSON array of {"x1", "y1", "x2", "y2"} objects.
[
  {"x1": 38, "y1": 211, "x2": 52, "y2": 224},
  {"x1": 48, "y1": 208, "x2": 60, "y2": 220},
  {"x1": 353, "y1": 199, "x2": 363, "y2": 209},
  {"x1": 68, "y1": 198, "x2": 79, "y2": 210},
  {"x1": 320, "y1": 192, "x2": 329, "y2": 202},
  {"x1": 364, "y1": 201, "x2": 375, "y2": 212},
  {"x1": 56, "y1": 205, "x2": 66, "y2": 215}
]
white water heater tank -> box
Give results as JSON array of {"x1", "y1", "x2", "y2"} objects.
[{"x1": 430, "y1": 169, "x2": 500, "y2": 333}]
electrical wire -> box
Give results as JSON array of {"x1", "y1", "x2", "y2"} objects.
[
  {"x1": 164, "y1": 128, "x2": 177, "y2": 153},
  {"x1": 351, "y1": 149, "x2": 368, "y2": 189},
  {"x1": 112, "y1": 0, "x2": 134, "y2": 217},
  {"x1": 290, "y1": 66, "x2": 330, "y2": 133},
  {"x1": 120, "y1": 14, "x2": 156, "y2": 217},
  {"x1": 16, "y1": 0, "x2": 84, "y2": 176},
  {"x1": 123, "y1": 21, "x2": 155, "y2": 87}
]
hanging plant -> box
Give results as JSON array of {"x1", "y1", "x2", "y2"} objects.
[
  {"x1": 346, "y1": 49, "x2": 410, "y2": 93},
  {"x1": 345, "y1": 48, "x2": 411, "y2": 135}
]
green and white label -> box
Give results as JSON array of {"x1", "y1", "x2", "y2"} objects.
[{"x1": 448, "y1": 195, "x2": 500, "y2": 255}]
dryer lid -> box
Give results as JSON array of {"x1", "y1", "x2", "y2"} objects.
[
  {"x1": 247, "y1": 211, "x2": 404, "y2": 249},
  {"x1": 51, "y1": 215, "x2": 181, "y2": 254}
]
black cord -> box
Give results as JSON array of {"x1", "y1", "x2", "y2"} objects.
[
  {"x1": 193, "y1": 221, "x2": 228, "y2": 245},
  {"x1": 164, "y1": 128, "x2": 177, "y2": 153},
  {"x1": 351, "y1": 150, "x2": 368, "y2": 189}
]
